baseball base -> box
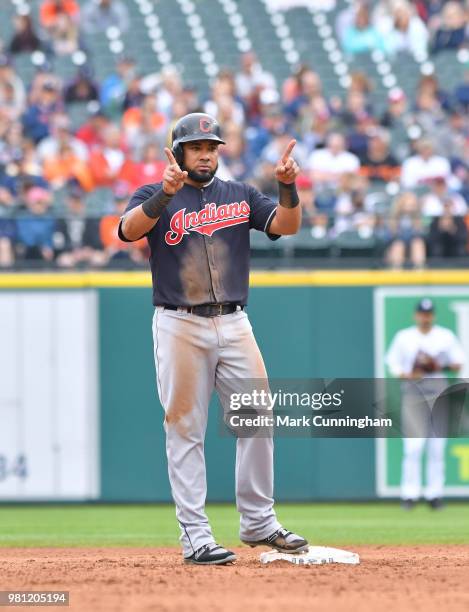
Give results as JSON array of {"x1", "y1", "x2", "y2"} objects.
[{"x1": 259, "y1": 546, "x2": 360, "y2": 565}]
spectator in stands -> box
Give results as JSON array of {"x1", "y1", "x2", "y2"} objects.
[
  {"x1": 341, "y1": 2, "x2": 386, "y2": 56},
  {"x1": 401, "y1": 138, "x2": 451, "y2": 188},
  {"x1": 299, "y1": 94, "x2": 334, "y2": 152},
  {"x1": 54, "y1": 182, "x2": 105, "y2": 267},
  {"x1": 0, "y1": 144, "x2": 49, "y2": 199},
  {"x1": 282, "y1": 64, "x2": 311, "y2": 105},
  {"x1": 261, "y1": 127, "x2": 308, "y2": 176},
  {"x1": 179, "y1": 82, "x2": 199, "y2": 116},
  {"x1": 218, "y1": 122, "x2": 252, "y2": 182},
  {"x1": 235, "y1": 51, "x2": 275, "y2": 103},
  {"x1": 64, "y1": 67, "x2": 99, "y2": 104},
  {"x1": 386, "y1": 191, "x2": 426, "y2": 268},
  {"x1": 335, "y1": 172, "x2": 363, "y2": 215},
  {"x1": 308, "y1": 132, "x2": 361, "y2": 190},
  {"x1": 244, "y1": 94, "x2": 288, "y2": 159},
  {"x1": 122, "y1": 73, "x2": 144, "y2": 111},
  {"x1": 428, "y1": 199, "x2": 468, "y2": 256},
  {"x1": 0, "y1": 80, "x2": 24, "y2": 122},
  {"x1": 37, "y1": 113, "x2": 88, "y2": 163},
  {"x1": 119, "y1": 141, "x2": 165, "y2": 189},
  {"x1": 284, "y1": 68, "x2": 322, "y2": 121},
  {"x1": 0, "y1": 55, "x2": 26, "y2": 117},
  {"x1": 49, "y1": 12, "x2": 81, "y2": 55},
  {"x1": 15, "y1": 186, "x2": 55, "y2": 262},
  {"x1": 334, "y1": 173, "x2": 375, "y2": 224},
  {"x1": 2, "y1": 120, "x2": 24, "y2": 163},
  {"x1": 376, "y1": 1, "x2": 428, "y2": 58},
  {"x1": 140, "y1": 65, "x2": 185, "y2": 120},
  {"x1": 76, "y1": 106, "x2": 110, "y2": 149},
  {"x1": 22, "y1": 79, "x2": 63, "y2": 143},
  {"x1": 0, "y1": 156, "x2": 17, "y2": 208},
  {"x1": 413, "y1": 0, "x2": 446, "y2": 25},
  {"x1": 360, "y1": 128, "x2": 400, "y2": 182},
  {"x1": 166, "y1": 96, "x2": 190, "y2": 134},
  {"x1": 414, "y1": 78, "x2": 449, "y2": 138},
  {"x1": 458, "y1": 153, "x2": 469, "y2": 204},
  {"x1": 434, "y1": 106, "x2": 468, "y2": 161},
  {"x1": 81, "y1": 0, "x2": 130, "y2": 34},
  {"x1": 99, "y1": 182, "x2": 146, "y2": 263},
  {"x1": 430, "y1": 1, "x2": 467, "y2": 54},
  {"x1": 205, "y1": 72, "x2": 245, "y2": 127},
  {"x1": 296, "y1": 174, "x2": 315, "y2": 224},
  {"x1": 89, "y1": 123, "x2": 127, "y2": 187},
  {"x1": 252, "y1": 157, "x2": 278, "y2": 200},
  {"x1": 421, "y1": 177, "x2": 467, "y2": 216},
  {"x1": 380, "y1": 87, "x2": 411, "y2": 129},
  {"x1": 339, "y1": 88, "x2": 373, "y2": 129},
  {"x1": 99, "y1": 55, "x2": 136, "y2": 112},
  {"x1": 0, "y1": 218, "x2": 15, "y2": 266},
  {"x1": 40, "y1": 0, "x2": 79, "y2": 31},
  {"x1": 9, "y1": 14, "x2": 43, "y2": 55},
  {"x1": 122, "y1": 93, "x2": 166, "y2": 154},
  {"x1": 349, "y1": 71, "x2": 374, "y2": 96},
  {"x1": 333, "y1": 186, "x2": 376, "y2": 239},
  {"x1": 417, "y1": 74, "x2": 451, "y2": 111},
  {"x1": 298, "y1": 174, "x2": 330, "y2": 237},
  {"x1": 454, "y1": 69, "x2": 469, "y2": 110},
  {"x1": 43, "y1": 141, "x2": 94, "y2": 191}
]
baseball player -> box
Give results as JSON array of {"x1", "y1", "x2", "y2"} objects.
[
  {"x1": 119, "y1": 113, "x2": 308, "y2": 564},
  {"x1": 386, "y1": 298, "x2": 465, "y2": 510}
]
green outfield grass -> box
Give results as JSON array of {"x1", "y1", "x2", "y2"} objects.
[{"x1": 0, "y1": 503, "x2": 468, "y2": 547}]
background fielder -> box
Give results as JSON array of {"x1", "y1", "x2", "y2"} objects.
[
  {"x1": 386, "y1": 298, "x2": 465, "y2": 509},
  {"x1": 119, "y1": 113, "x2": 308, "y2": 565}
]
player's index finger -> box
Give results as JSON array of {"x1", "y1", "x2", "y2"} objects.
[
  {"x1": 164, "y1": 147, "x2": 178, "y2": 166},
  {"x1": 281, "y1": 139, "x2": 296, "y2": 163}
]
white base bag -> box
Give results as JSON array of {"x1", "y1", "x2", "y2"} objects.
[{"x1": 260, "y1": 545, "x2": 360, "y2": 566}]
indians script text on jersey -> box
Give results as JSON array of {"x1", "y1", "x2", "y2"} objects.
[{"x1": 119, "y1": 177, "x2": 279, "y2": 306}]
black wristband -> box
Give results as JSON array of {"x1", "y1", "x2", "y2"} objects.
[
  {"x1": 141, "y1": 188, "x2": 173, "y2": 219},
  {"x1": 278, "y1": 181, "x2": 299, "y2": 209}
]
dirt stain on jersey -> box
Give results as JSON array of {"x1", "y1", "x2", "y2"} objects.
[
  {"x1": 206, "y1": 236, "x2": 229, "y2": 301},
  {"x1": 180, "y1": 239, "x2": 212, "y2": 305}
]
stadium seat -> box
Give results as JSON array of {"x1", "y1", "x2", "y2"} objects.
[
  {"x1": 334, "y1": 230, "x2": 377, "y2": 257},
  {"x1": 250, "y1": 230, "x2": 285, "y2": 259},
  {"x1": 291, "y1": 227, "x2": 332, "y2": 257}
]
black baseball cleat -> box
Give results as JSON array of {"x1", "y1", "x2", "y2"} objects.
[
  {"x1": 242, "y1": 527, "x2": 309, "y2": 553},
  {"x1": 428, "y1": 498, "x2": 444, "y2": 510},
  {"x1": 401, "y1": 499, "x2": 417, "y2": 510},
  {"x1": 184, "y1": 543, "x2": 237, "y2": 565}
]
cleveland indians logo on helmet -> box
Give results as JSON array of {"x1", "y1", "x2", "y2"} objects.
[
  {"x1": 165, "y1": 202, "x2": 250, "y2": 246},
  {"x1": 199, "y1": 118, "x2": 212, "y2": 133}
]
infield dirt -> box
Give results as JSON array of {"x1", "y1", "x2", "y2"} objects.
[{"x1": 1, "y1": 545, "x2": 468, "y2": 611}]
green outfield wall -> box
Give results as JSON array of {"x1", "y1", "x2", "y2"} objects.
[{"x1": 1, "y1": 270, "x2": 469, "y2": 502}]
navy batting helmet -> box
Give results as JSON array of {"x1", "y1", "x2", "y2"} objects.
[{"x1": 171, "y1": 113, "x2": 225, "y2": 165}]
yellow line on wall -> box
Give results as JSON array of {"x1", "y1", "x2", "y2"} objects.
[{"x1": 1, "y1": 269, "x2": 469, "y2": 288}]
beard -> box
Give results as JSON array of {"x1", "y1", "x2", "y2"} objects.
[{"x1": 184, "y1": 163, "x2": 218, "y2": 184}]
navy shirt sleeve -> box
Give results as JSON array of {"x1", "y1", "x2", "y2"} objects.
[
  {"x1": 247, "y1": 184, "x2": 280, "y2": 241},
  {"x1": 118, "y1": 183, "x2": 161, "y2": 242}
]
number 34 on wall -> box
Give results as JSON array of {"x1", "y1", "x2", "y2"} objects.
[{"x1": 0, "y1": 455, "x2": 28, "y2": 481}]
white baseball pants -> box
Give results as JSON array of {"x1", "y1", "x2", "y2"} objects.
[
  {"x1": 401, "y1": 437, "x2": 447, "y2": 500},
  {"x1": 152, "y1": 306, "x2": 281, "y2": 557},
  {"x1": 400, "y1": 379, "x2": 448, "y2": 500}
]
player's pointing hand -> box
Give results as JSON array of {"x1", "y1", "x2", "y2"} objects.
[
  {"x1": 275, "y1": 139, "x2": 300, "y2": 185},
  {"x1": 163, "y1": 147, "x2": 188, "y2": 195}
]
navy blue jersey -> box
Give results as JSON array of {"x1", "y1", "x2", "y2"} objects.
[{"x1": 119, "y1": 176, "x2": 279, "y2": 306}]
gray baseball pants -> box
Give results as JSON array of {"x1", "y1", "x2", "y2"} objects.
[
  {"x1": 152, "y1": 306, "x2": 281, "y2": 557},
  {"x1": 400, "y1": 379, "x2": 449, "y2": 500}
]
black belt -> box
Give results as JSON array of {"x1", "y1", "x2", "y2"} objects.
[{"x1": 162, "y1": 303, "x2": 243, "y2": 317}]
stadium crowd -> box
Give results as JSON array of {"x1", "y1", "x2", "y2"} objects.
[{"x1": 0, "y1": 0, "x2": 468, "y2": 268}]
